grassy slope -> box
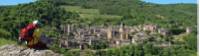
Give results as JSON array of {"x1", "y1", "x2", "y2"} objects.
[
  {"x1": 61, "y1": 5, "x2": 123, "y2": 25},
  {"x1": 0, "y1": 38, "x2": 16, "y2": 46},
  {"x1": 61, "y1": 6, "x2": 122, "y2": 17}
]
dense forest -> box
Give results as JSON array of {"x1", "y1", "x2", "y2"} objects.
[{"x1": 0, "y1": 0, "x2": 197, "y2": 56}]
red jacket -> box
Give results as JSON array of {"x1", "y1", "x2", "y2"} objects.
[{"x1": 19, "y1": 23, "x2": 37, "y2": 41}]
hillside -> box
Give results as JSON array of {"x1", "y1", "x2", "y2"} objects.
[{"x1": 0, "y1": 0, "x2": 197, "y2": 56}]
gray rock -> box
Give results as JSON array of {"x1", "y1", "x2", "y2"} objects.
[{"x1": 0, "y1": 45, "x2": 63, "y2": 56}]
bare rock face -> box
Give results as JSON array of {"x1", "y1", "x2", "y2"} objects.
[{"x1": 0, "y1": 45, "x2": 63, "y2": 56}]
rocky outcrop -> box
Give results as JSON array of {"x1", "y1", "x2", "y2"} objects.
[{"x1": 0, "y1": 45, "x2": 63, "y2": 56}]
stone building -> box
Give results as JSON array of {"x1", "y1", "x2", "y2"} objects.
[
  {"x1": 143, "y1": 24, "x2": 158, "y2": 32},
  {"x1": 186, "y1": 27, "x2": 192, "y2": 34},
  {"x1": 158, "y1": 28, "x2": 170, "y2": 36}
]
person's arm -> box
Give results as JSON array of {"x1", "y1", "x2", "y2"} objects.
[{"x1": 19, "y1": 28, "x2": 26, "y2": 40}]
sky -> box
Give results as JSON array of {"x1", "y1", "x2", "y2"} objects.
[
  {"x1": 0, "y1": 0, "x2": 197, "y2": 5},
  {"x1": 143, "y1": 0, "x2": 197, "y2": 4},
  {"x1": 0, "y1": 0, "x2": 36, "y2": 5}
]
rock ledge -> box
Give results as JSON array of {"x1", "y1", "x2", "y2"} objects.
[{"x1": 0, "y1": 45, "x2": 62, "y2": 56}]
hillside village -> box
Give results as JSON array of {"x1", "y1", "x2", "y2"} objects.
[
  {"x1": 59, "y1": 23, "x2": 192, "y2": 49},
  {"x1": 56, "y1": 5, "x2": 193, "y2": 49}
]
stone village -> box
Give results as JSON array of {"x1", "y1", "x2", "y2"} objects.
[{"x1": 58, "y1": 23, "x2": 192, "y2": 49}]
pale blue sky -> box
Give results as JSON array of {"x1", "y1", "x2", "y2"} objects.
[
  {"x1": 0, "y1": 0, "x2": 197, "y2": 5},
  {"x1": 0, "y1": 0, "x2": 36, "y2": 5}
]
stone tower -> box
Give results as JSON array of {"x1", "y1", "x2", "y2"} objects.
[
  {"x1": 119, "y1": 23, "x2": 124, "y2": 40},
  {"x1": 107, "y1": 27, "x2": 112, "y2": 40}
]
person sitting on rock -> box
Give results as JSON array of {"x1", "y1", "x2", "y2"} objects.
[{"x1": 19, "y1": 20, "x2": 48, "y2": 49}]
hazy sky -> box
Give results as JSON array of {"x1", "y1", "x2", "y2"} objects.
[{"x1": 0, "y1": 0, "x2": 197, "y2": 5}]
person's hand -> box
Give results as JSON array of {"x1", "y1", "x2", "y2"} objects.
[
  {"x1": 18, "y1": 37, "x2": 22, "y2": 45},
  {"x1": 18, "y1": 37, "x2": 27, "y2": 45}
]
